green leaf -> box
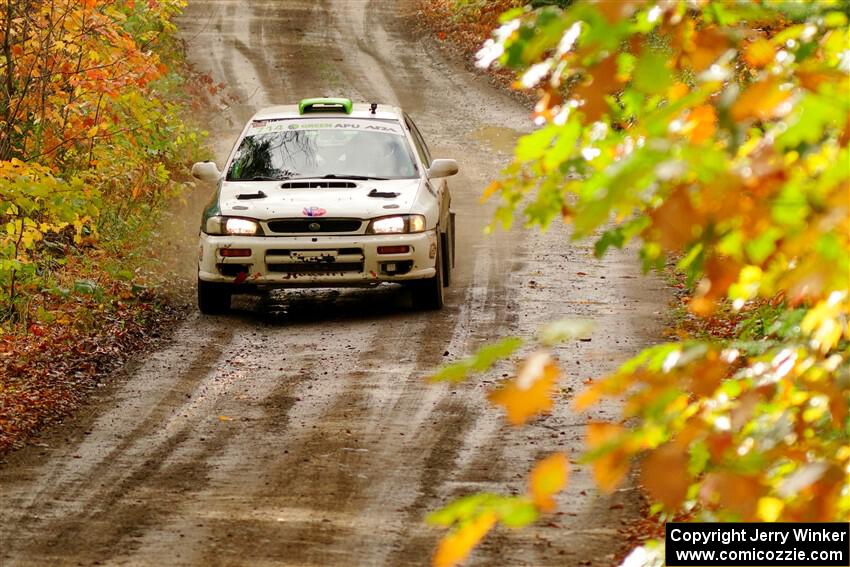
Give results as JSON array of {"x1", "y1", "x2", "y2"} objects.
[
  {"x1": 427, "y1": 493, "x2": 493, "y2": 527},
  {"x1": 427, "y1": 493, "x2": 538, "y2": 529},
  {"x1": 632, "y1": 50, "x2": 672, "y2": 95},
  {"x1": 542, "y1": 118, "x2": 581, "y2": 171},
  {"x1": 515, "y1": 126, "x2": 558, "y2": 163},
  {"x1": 428, "y1": 337, "x2": 524, "y2": 383},
  {"x1": 495, "y1": 497, "x2": 538, "y2": 527}
]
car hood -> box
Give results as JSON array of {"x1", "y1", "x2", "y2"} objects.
[{"x1": 218, "y1": 178, "x2": 422, "y2": 220}]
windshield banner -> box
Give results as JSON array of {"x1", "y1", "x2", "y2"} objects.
[{"x1": 249, "y1": 118, "x2": 405, "y2": 136}]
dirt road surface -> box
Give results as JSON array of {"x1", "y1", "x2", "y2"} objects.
[{"x1": 0, "y1": 2, "x2": 668, "y2": 565}]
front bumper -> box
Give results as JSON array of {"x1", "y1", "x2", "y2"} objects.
[{"x1": 198, "y1": 230, "x2": 438, "y2": 288}]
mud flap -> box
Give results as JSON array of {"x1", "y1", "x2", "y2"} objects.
[
  {"x1": 450, "y1": 211, "x2": 456, "y2": 269},
  {"x1": 441, "y1": 231, "x2": 451, "y2": 288}
]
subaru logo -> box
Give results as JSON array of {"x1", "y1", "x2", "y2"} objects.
[{"x1": 308, "y1": 222, "x2": 321, "y2": 231}]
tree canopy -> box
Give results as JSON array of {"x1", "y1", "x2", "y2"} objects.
[{"x1": 429, "y1": 1, "x2": 849, "y2": 564}]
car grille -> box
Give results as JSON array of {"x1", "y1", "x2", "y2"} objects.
[
  {"x1": 265, "y1": 248, "x2": 364, "y2": 274},
  {"x1": 266, "y1": 219, "x2": 363, "y2": 233}
]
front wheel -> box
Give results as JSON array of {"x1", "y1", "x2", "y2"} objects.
[
  {"x1": 412, "y1": 237, "x2": 444, "y2": 310},
  {"x1": 198, "y1": 279, "x2": 232, "y2": 315}
]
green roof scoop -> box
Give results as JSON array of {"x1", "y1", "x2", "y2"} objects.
[{"x1": 298, "y1": 97, "x2": 353, "y2": 115}]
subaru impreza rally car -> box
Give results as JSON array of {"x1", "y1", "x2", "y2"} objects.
[{"x1": 191, "y1": 98, "x2": 458, "y2": 314}]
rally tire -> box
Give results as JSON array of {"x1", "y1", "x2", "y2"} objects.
[{"x1": 198, "y1": 279, "x2": 232, "y2": 315}]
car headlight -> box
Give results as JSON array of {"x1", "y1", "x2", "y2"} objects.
[
  {"x1": 367, "y1": 215, "x2": 426, "y2": 234},
  {"x1": 204, "y1": 216, "x2": 260, "y2": 236}
]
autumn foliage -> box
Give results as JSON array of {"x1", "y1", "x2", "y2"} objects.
[
  {"x1": 0, "y1": 1, "x2": 206, "y2": 451},
  {"x1": 429, "y1": 0, "x2": 849, "y2": 564},
  {"x1": 0, "y1": 0, "x2": 205, "y2": 322}
]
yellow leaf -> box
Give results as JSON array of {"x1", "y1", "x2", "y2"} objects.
[
  {"x1": 801, "y1": 294, "x2": 847, "y2": 353},
  {"x1": 432, "y1": 511, "x2": 497, "y2": 567},
  {"x1": 587, "y1": 423, "x2": 629, "y2": 492},
  {"x1": 87, "y1": 125, "x2": 99, "y2": 138},
  {"x1": 528, "y1": 453, "x2": 569, "y2": 511},
  {"x1": 667, "y1": 82, "x2": 689, "y2": 102},
  {"x1": 757, "y1": 497, "x2": 784, "y2": 522},
  {"x1": 744, "y1": 39, "x2": 775, "y2": 68},
  {"x1": 218, "y1": 415, "x2": 233, "y2": 421},
  {"x1": 488, "y1": 351, "x2": 561, "y2": 426}
]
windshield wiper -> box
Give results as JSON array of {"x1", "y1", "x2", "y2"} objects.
[{"x1": 319, "y1": 174, "x2": 389, "y2": 181}]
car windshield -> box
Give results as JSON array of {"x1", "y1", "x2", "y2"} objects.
[{"x1": 226, "y1": 119, "x2": 418, "y2": 181}]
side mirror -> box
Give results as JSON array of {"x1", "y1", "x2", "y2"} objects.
[
  {"x1": 426, "y1": 159, "x2": 459, "y2": 179},
  {"x1": 192, "y1": 161, "x2": 222, "y2": 183}
]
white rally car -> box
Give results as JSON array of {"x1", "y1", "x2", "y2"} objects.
[{"x1": 191, "y1": 98, "x2": 458, "y2": 314}]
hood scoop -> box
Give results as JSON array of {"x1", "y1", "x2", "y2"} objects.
[
  {"x1": 368, "y1": 188, "x2": 399, "y2": 198},
  {"x1": 280, "y1": 180, "x2": 357, "y2": 189},
  {"x1": 236, "y1": 190, "x2": 267, "y2": 200}
]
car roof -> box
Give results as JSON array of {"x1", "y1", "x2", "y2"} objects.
[{"x1": 251, "y1": 103, "x2": 404, "y2": 122}]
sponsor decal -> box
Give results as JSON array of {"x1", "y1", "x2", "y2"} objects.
[
  {"x1": 303, "y1": 206, "x2": 327, "y2": 217},
  {"x1": 250, "y1": 118, "x2": 404, "y2": 136}
]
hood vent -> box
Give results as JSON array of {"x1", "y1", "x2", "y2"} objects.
[{"x1": 280, "y1": 180, "x2": 357, "y2": 189}]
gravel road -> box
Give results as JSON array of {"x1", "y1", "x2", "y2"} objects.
[{"x1": 0, "y1": 1, "x2": 668, "y2": 565}]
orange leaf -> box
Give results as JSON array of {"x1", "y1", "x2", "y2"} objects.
[
  {"x1": 528, "y1": 453, "x2": 570, "y2": 512},
  {"x1": 684, "y1": 104, "x2": 717, "y2": 144},
  {"x1": 690, "y1": 255, "x2": 742, "y2": 317},
  {"x1": 574, "y1": 381, "x2": 603, "y2": 411},
  {"x1": 587, "y1": 423, "x2": 629, "y2": 492},
  {"x1": 488, "y1": 352, "x2": 561, "y2": 426},
  {"x1": 592, "y1": 0, "x2": 639, "y2": 23},
  {"x1": 480, "y1": 181, "x2": 501, "y2": 203},
  {"x1": 640, "y1": 443, "x2": 691, "y2": 510},
  {"x1": 685, "y1": 27, "x2": 730, "y2": 72},
  {"x1": 646, "y1": 185, "x2": 701, "y2": 250},
  {"x1": 688, "y1": 353, "x2": 729, "y2": 397},
  {"x1": 797, "y1": 66, "x2": 844, "y2": 93},
  {"x1": 571, "y1": 56, "x2": 624, "y2": 123},
  {"x1": 744, "y1": 39, "x2": 775, "y2": 68},
  {"x1": 706, "y1": 432, "x2": 734, "y2": 461},
  {"x1": 668, "y1": 82, "x2": 689, "y2": 102},
  {"x1": 432, "y1": 511, "x2": 498, "y2": 567},
  {"x1": 700, "y1": 472, "x2": 764, "y2": 521},
  {"x1": 731, "y1": 79, "x2": 791, "y2": 122}
]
